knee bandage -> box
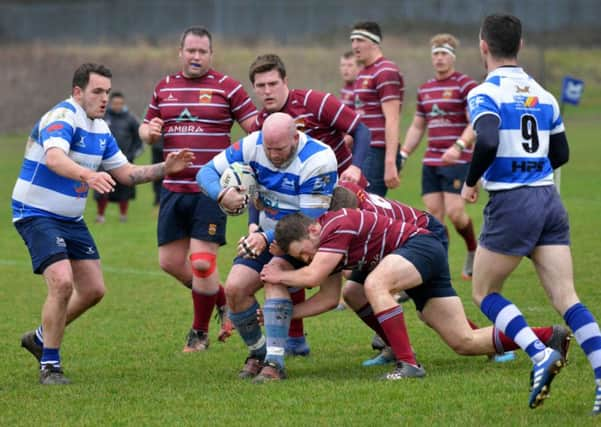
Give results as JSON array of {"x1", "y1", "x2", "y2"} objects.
[{"x1": 189, "y1": 252, "x2": 217, "y2": 278}]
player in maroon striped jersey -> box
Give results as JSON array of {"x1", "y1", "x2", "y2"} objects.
[
  {"x1": 249, "y1": 54, "x2": 370, "y2": 184},
  {"x1": 400, "y1": 34, "x2": 478, "y2": 280},
  {"x1": 339, "y1": 51, "x2": 359, "y2": 110},
  {"x1": 139, "y1": 27, "x2": 257, "y2": 353},
  {"x1": 351, "y1": 21, "x2": 403, "y2": 196},
  {"x1": 259, "y1": 209, "x2": 568, "y2": 381}
]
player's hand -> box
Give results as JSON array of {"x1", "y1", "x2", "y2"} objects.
[
  {"x1": 84, "y1": 171, "x2": 116, "y2": 194},
  {"x1": 384, "y1": 163, "x2": 400, "y2": 189},
  {"x1": 237, "y1": 232, "x2": 267, "y2": 259},
  {"x1": 340, "y1": 165, "x2": 362, "y2": 184},
  {"x1": 219, "y1": 186, "x2": 249, "y2": 214},
  {"x1": 164, "y1": 149, "x2": 194, "y2": 174},
  {"x1": 269, "y1": 241, "x2": 285, "y2": 257},
  {"x1": 146, "y1": 117, "x2": 164, "y2": 143},
  {"x1": 461, "y1": 182, "x2": 479, "y2": 203},
  {"x1": 441, "y1": 145, "x2": 461, "y2": 164},
  {"x1": 260, "y1": 264, "x2": 283, "y2": 285}
]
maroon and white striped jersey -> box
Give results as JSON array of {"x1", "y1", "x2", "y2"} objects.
[
  {"x1": 253, "y1": 89, "x2": 361, "y2": 174},
  {"x1": 144, "y1": 70, "x2": 257, "y2": 192},
  {"x1": 338, "y1": 181, "x2": 430, "y2": 229},
  {"x1": 317, "y1": 208, "x2": 429, "y2": 273},
  {"x1": 416, "y1": 71, "x2": 477, "y2": 165},
  {"x1": 339, "y1": 81, "x2": 355, "y2": 109},
  {"x1": 353, "y1": 57, "x2": 404, "y2": 148}
]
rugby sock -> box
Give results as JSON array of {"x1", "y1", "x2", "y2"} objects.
[
  {"x1": 216, "y1": 284, "x2": 227, "y2": 309},
  {"x1": 97, "y1": 197, "x2": 108, "y2": 215},
  {"x1": 118, "y1": 200, "x2": 129, "y2": 216},
  {"x1": 355, "y1": 303, "x2": 390, "y2": 345},
  {"x1": 493, "y1": 326, "x2": 553, "y2": 353},
  {"x1": 288, "y1": 288, "x2": 305, "y2": 338},
  {"x1": 481, "y1": 293, "x2": 546, "y2": 363},
  {"x1": 456, "y1": 218, "x2": 477, "y2": 251},
  {"x1": 376, "y1": 305, "x2": 417, "y2": 365},
  {"x1": 229, "y1": 301, "x2": 266, "y2": 359},
  {"x1": 40, "y1": 348, "x2": 60, "y2": 368},
  {"x1": 263, "y1": 298, "x2": 293, "y2": 368},
  {"x1": 564, "y1": 303, "x2": 601, "y2": 380},
  {"x1": 35, "y1": 326, "x2": 44, "y2": 346},
  {"x1": 191, "y1": 289, "x2": 218, "y2": 332}
]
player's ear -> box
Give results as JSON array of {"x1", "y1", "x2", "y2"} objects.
[{"x1": 479, "y1": 39, "x2": 488, "y2": 56}]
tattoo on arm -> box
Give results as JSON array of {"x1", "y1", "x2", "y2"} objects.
[{"x1": 127, "y1": 163, "x2": 165, "y2": 185}]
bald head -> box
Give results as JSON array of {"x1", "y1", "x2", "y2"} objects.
[{"x1": 262, "y1": 112, "x2": 298, "y2": 168}]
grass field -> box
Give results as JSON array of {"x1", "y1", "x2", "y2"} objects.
[{"x1": 1, "y1": 106, "x2": 601, "y2": 426}]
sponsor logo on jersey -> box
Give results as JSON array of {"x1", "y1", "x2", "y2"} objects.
[
  {"x1": 176, "y1": 108, "x2": 200, "y2": 122},
  {"x1": 428, "y1": 103, "x2": 446, "y2": 117},
  {"x1": 199, "y1": 89, "x2": 212, "y2": 103},
  {"x1": 47, "y1": 123, "x2": 64, "y2": 133},
  {"x1": 74, "y1": 181, "x2": 89, "y2": 197},
  {"x1": 523, "y1": 96, "x2": 539, "y2": 108}
]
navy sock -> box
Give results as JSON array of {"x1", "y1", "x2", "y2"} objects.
[{"x1": 229, "y1": 301, "x2": 266, "y2": 359}]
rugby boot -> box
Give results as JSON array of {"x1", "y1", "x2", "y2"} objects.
[
  {"x1": 40, "y1": 365, "x2": 70, "y2": 385},
  {"x1": 253, "y1": 361, "x2": 287, "y2": 383},
  {"x1": 183, "y1": 329, "x2": 209, "y2": 352},
  {"x1": 21, "y1": 331, "x2": 42, "y2": 362},
  {"x1": 381, "y1": 361, "x2": 426, "y2": 380},
  {"x1": 529, "y1": 348, "x2": 564, "y2": 409}
]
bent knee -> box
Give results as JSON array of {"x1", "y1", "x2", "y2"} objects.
[{"x1": 448, "y1": 336, "x2": 474, "y2": 356}]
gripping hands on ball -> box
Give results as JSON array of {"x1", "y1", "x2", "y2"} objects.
[{"x1": 217, "y1": 186, "x2": 249, "y2": 216}]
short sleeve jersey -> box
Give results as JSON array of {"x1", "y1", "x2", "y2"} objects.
[
  {"x1": 339, "y1": 81, "x2": 355, "y2": 109},
  {"x1": 317, "y1": 208, "x2": 428, "y2": 273},
  {"x1": 467, "y1": 67, "x2": 564, "y2": 191},
  {"x1": 211, "y1": 130, "x2": 338, "y2": 232},
  {"x1": 12, "y1": 98, "x2": 127, "y2": 222},
  {"x1": 253, "y1": 89, "x2": 360, "y2": 173},
  {"x1": 353, "y1": 57, "x2": 404, "y2": 148},
  {"x1": 339, "y1": 181, "x2": 430, "y2": 229},
  {"x1": 144, "y1": 70, "x2": 257, "y2": 193},
  {"x1": 416, "y1": 71, "x2": 478, "y2": 165}
]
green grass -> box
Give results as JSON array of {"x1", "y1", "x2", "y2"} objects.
[{"x1": 1, "y1": 111, "x2": 601, "y2": 426}]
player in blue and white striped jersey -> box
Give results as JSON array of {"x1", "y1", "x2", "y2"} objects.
[
  {"x1": 462, "y1": 14, "x2": 601, "y2": 414},
  {"x1": 14, "y1": 63, "x2": 193, "y2": 386},
  {"x1": 197, "y1": 112, "x2": 337, "y2": 380}
]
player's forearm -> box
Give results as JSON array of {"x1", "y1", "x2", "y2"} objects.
[
  {"x1": 196, "y1": 161, "x2": 221, "y2": 199},
  {"x1": 122, "y1": 163, "x2": 166, "y2": 185},
  {"x1": 401, "y1": 123, "x2": 425, "y2": 155},
  {"x1": 292, "y1": 288, "x2": 340, "y2": 319},
  {"x1": 458, "y1": 125, "x2": 476, "y2": 149},
  {"x1": 278, "y1": 267, "x2": 324, "y2": 289},
  {"x1": 384, "y1": 119, "x2": 400, "y2": 165},
  {"x1": 45, "y1": 148, "x2": 94, "y2": 182}
]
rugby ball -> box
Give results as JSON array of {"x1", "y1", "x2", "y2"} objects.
[
  {"x1": 219, "y1": 162, "x2": 257, "y2": 194},
  {"x1": 218, "y1": 163, "x2": 257, "y2": 215}
]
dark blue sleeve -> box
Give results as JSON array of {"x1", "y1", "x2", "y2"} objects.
[
  {"x1": 465, "y1": 114, "x2": 500, "y2": 186},
  {"x1": 548, "y1": 132, "x2": 569, "y2": 169},
  {"x1": 348, "y1": 122, "x2": 370, "y2": 168},
  {"x1": 248, "y1": 203, "x2": 259, "y2": 225}
]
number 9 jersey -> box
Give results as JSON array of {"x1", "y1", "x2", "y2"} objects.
[{"x1": 467, "y1": 67, "x2": 564, "y2": 191}]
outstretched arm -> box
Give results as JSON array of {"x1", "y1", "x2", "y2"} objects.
[
  {"x1": 260, "y1": 251, "x2": 343, "y2": 288},
  {"x1": 110, "y1": 149, "x2": 194, "y2": 186}
]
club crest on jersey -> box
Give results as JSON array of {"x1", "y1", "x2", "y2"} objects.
[
  {"x1": 442, "y1": 89, "x2": 453, "y2": 98},
  {"x1": 294, "y1": 118, "x2": 306, "y2": 131},
  {"x1": 208, "y1": 224, "x2": 217, "y2": 235},
  {"x1": 515, "y1": 85, "x2": 530, "y2": 93},
  {"x1": 199, "y1": 89, "x2": 212, "y2": 103},
  {"x1": 362, "y1": 78, "x2": 369, "y2": 87}
]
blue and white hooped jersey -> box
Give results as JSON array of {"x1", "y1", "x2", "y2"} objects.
[
  {"x1": 212, "y1": 130, "x2": 338, "y2": 232},
  {"x1": 12, "y1": 97, "x2": 128, "y2": 222},
  {"x1": 468, "y1": 67, "x2": 564, "y2": 191}
]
